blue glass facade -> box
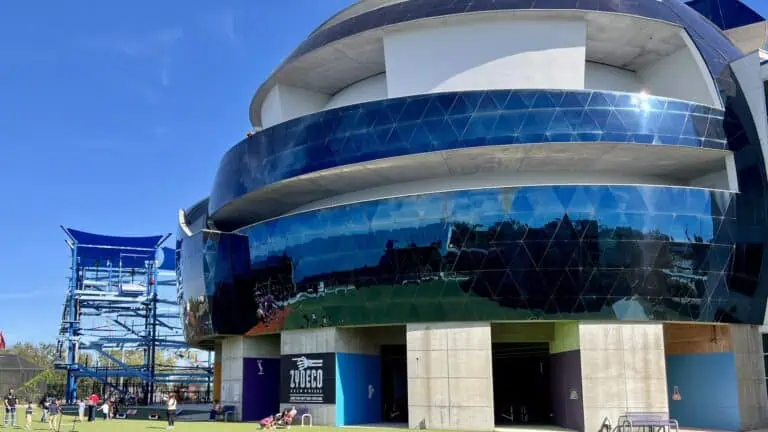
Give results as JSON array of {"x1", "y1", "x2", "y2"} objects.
[
  {"x1": 180, "y1": 185, "x2": 760, "y2": 341},
  {"x1": 177, "y1": 1, "x2": 768, "y2": 345},
  {"x1": 211, "y1": 90, "x2": 727, "y2": 215}
]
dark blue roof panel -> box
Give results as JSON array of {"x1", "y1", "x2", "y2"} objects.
[
  {"x1": 64, "y1": 228, "x2": 173, "y2": 270},
  {"x1": 65, "y1": 228, "x2": 164, "y2": 249},
  {"x1": 686, "y1": 0, "x2": 764, "y2": 30}
]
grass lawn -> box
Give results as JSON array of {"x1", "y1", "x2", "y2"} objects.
[{"x1": 3, "y1": 410, "x2": 414, "y2": 432}]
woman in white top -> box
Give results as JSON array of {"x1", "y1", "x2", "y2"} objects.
[{"x1": 167, "y1": 394, "x2": 177, "y2": 430}]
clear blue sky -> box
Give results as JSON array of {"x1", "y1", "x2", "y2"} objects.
[
  {"x1": 0, "y1": 0, "x2": 766, "y2": 346},
  {"x1": 0, "y1": 0, "x2": 354, "y2": 345}
]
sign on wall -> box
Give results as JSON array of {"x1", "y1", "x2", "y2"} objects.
[{"x1": 280, "y1": 353, "x2": 336, "y2": 404}]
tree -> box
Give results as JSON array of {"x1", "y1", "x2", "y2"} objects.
[
  {"x1": 8, "y1": 342, "x2": 65, "y2": 401},
  {"x1": 8, "y1": 343, "x2": 57, "y2": 369}
]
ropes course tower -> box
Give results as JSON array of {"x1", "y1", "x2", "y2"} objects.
[{"x1": 55, "y1": 228, "x2": 212, "y2": 404}]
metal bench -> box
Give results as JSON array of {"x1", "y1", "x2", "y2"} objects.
[
  {"x1": 618, "y1": 412, "x2": 679, "y2": 432},
  {"x1": 222, "y1": 405, "x2": 236, "y2": 422}
]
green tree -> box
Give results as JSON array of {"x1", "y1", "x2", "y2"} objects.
[{"x1": 8, "y1": 342, "x2": 65, "y2": 401}]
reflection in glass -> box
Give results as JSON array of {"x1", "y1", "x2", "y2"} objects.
[
  {"x1": 181, "y1": 185, "x2": 754, "y2": 340},
  {"x1": 210, "y1": 89, "x2": 728, "y2": 215}
]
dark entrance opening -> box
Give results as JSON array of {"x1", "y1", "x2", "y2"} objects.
[
  {"x1": 493, "y1": 342, "x2": 552, "y2": 425},
  {"x1": 381, "y1": 344, "x2": 408, "y2": 423}
]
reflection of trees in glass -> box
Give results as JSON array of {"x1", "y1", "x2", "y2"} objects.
[{"x1": 239, "y1": 206, "x2": 724, "y2": 326}]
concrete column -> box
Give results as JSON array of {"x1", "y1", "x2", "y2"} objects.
[
  {"x1": 731, "y1": 324, "x2": 768, "y2": 430},
  {"x1": 579, "y1": 323, "x2": 668, "y2": 431},
  {"x1": 406, "y1": 322, "x2": 494, "y2": 431},
  {"x1": 550, "y1": 322, "x2": 584, "y2": 431},
  {"x1": 280, "y1": 328, "x2": 339, "y2": 426},
  {"x1": 221, "y1": 335, "x2": 280, "y2": 421},
  {"x1": 280, "y1": 327, "x2": 397, "y2": 426}
]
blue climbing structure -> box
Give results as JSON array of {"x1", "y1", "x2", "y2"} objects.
[{"x1": 55, "y1": 228, "x2": 212, "y2": 404}]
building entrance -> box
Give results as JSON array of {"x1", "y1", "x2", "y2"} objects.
[
  {"x1": 380, "y1": 344, "x2": 408, "y2": 423},
  {"x1": 492, "y1": 342, "x2": 552, "y2": 425}
]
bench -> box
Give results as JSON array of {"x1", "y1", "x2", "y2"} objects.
[
  {"x1": 222, "y1": 405, "x2": 236, "y2": 422},
  {"x1": 618, "y1": 412, "x2": 679, "y2": 432}
]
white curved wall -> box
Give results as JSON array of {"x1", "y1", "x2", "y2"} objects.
[
  {"x1": 325, "y1": 74, "x2": 388, "y2": 110},
  {"x1": 585, "y1": 62, "x2": 642, "y2": 93},
  {"x1": 260, "y1": 84, "x2": 330, "y2": 129},
  {"x1": 638, "y1": 32, "x2": 721, "y2": 108},
  {"x1": 383, "y1": 18, "x2": 587, "y2": 98}
]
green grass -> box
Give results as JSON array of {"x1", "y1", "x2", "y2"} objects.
[{"x1": 3, "y1": 410, "x2": 414, "y2": 432}]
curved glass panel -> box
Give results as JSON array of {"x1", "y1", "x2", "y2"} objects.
[
  {"x1": 211, "y1": 90, "x2": 727, "y2": 216},
  {"x1": 177, "y1": 230, "x2": 252, "y2": 343},
  {"x1": 274, "y1": 0, "x2": 741, "y2": 95},
  {"x1": 715, "y1": 65, "x2": 768, "y2": 324},
  {"x1": 182, "y1": 185, "x2": 761, "y2": 340}
]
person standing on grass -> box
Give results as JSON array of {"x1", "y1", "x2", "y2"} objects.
[
  {"x1": 24, "y1": 402, "x2": 32, "y2": 430},
  {"x1": 101, "y1": 401, "x2": 110, "y2": 421},
  {"x1": 77, "y1": 399, "x2": 85, "y2": 423},
  {"x1": 4, "y1": 387, "x2": 17, "y2": 428},
  {"x1": 39, "y1": 397, "x2": 47, "y2": 423},
  {"x1": 47, "y1": 399, "x2": 59, "y2": 431},
  {"x1": 166, "y1": 393, "x2": 177, "y2": 430}
]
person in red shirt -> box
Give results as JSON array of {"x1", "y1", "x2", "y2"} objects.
[{"x1": 87, "y1": 394, "x2": 100, "y2": 421}]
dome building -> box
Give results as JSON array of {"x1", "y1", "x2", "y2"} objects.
[{"x1": 177, "y1": 0, "x2": 768, "y2": 430}]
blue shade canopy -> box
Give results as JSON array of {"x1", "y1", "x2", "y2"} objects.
[
  {"x1": 64, "y1": 228, "x2": 171, "y2": 270},
  {"x1": 65, "y1": 228, "x2": 164, "y2": 249},
  {"x1": 158, "y1": 247, "x2": 177, "y2": 271},
  {"x1": 686, "y1": 0, "x2": 764, "y2": 30}
]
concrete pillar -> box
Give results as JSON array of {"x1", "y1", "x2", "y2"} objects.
[
  {"x1": 550, "y1": 322, "x2": 584, "y2": 431},
  {"x1": 406, "y1": 322, "x2": 494, "y2": 431},
  {"x1": 280, "y1": 328, "x2": 341, "y2": 426},
  {"x1": 579, "y1": 323, "x2": 668, "y2": 431},
  {"x1": 280, "y1": 327, "x2": 398, "y2": 426},
  {"x1": 731, "y1": 324, "x2": 768, "y2": 430},
  {"x1": 221, "y1": 335, "x2": 280, "y2": 421}
]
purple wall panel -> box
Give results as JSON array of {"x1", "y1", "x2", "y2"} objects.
[
  {"x1": 550, "y1": 350, "x2": 584, "y2": 431},
  {"x1": 242, "y1": 358, "x2": 280, "y2": 422}
]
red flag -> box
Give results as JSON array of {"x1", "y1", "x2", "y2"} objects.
[{"x1": 0, "y1": 331, "x2": 5, "y2": 350}]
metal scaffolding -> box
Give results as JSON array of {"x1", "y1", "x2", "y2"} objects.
[{"x1": 55, "y1": 228, "x2": 212, "y2": 404}]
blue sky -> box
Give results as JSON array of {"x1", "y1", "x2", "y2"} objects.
[
  {"x1": 0, "y1": 0, "x2": 767, "y2": 346},
  {"x1": 0, "y1": 0, "x2": 354, "y2": 345}
]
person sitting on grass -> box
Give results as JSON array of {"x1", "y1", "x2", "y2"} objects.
[
  {"x1": 277, "y1": 407, "x2": 296, "y2": 428},
  {"x1": 259, "y1": 414, "x2": 275, "y2": 430}
]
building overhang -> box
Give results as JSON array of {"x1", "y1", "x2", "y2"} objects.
[
  {"x1": 211, "y1": 143, "x2": 730, "y2": 232},
  {"x1": 249, "y1": 10, "x2": 689, "y2": 128}
]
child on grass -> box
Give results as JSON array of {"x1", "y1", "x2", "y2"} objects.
[{"x1": 25, "y1": 402, "x2": 32, "y2": 430}]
